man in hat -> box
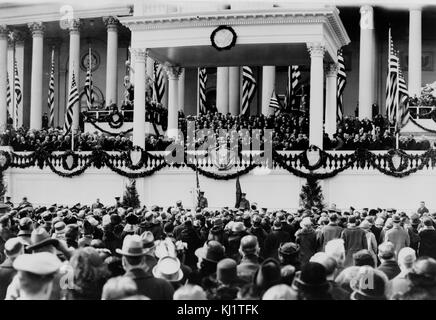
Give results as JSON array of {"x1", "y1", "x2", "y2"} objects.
[
  {"x1": 198, "y1": 191, "x2": 208, "y2": 210},
  {"x1": 8, "y1": 252, "x2": 61, "y2": 300},
  {"x1": 17, "y1": 197, "x2": 32, "y2": 210},
  {"x1": 417, "y1": 201, "x2": 429, "y2": 215},
  {"x1": 0, "y1": 215, "x2": 14, "y2": 264},
  {"x1": 4, "y1": 197, "x2": 13, "y2": 208},
  {"x1": 318, "y1": 213, "x2": 343, "y2": 251},
  {"x1": 384, "y1": 214, "x2": 410, "y2": 257},
  {"x1": 278, "y1": 242, "x2": 301, "y2": 271},
  {"x1": 248, "y1": 215, "x2": 268, "y2": 255},
  {"x1": 115, "y1": 197, "x2": 122, "y2": 208},
  {"x1": 0, "y1": 238, "x2": 24, "y2": 299},
  {"x1": 341, "y1": 216, "x2": 367, "y2": 267},
  {"x1": 407, "y1": 213, "x2": 421, "y2": 252},
  {"x1": 239, "y1": 193, "x2": 250, "y2": 211},
  {"x1": 175, "y1": 200, "x2": 184, "y2": 211},
  {"x1": 117, "y1": 235, "x2": 174, "y2": 300},
  {"x1": 389, "y1": 247, "x2": 416, "y2": 298},
  {"x1": 264, "y1": 219, "x2": 291, "y2": 260},
  {"x1": 377, "y1": 241, "x2": 401, "y2": 280},
  {"x1": 17, "y1": 217, "x2": 33, "y2": 246},
  {"x1": 237, "y1": 235, "x2": 261, "y2": 282}
]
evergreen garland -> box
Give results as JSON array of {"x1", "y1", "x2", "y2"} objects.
[
  {"x1": 299, "y1": 177, "x2": 325, "y2": 211},
  {"x1": 122, "y1": 179, "x2": 141, "y2": 209}
]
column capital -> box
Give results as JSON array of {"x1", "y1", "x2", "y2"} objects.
[
  {"x1": 28, "y1": 22, "x2": 45, "y2": 37},
  {"x1": 0, "y1": 25, "x2": 9, "y2": 40},
  {"x1": 103, "y1": 16, "x2": 119, "y2": 31},
  {"x1": 131, "y1": 48, "x2": 147, "y2": 63},
  {"x1": 360, "y1": 5, "x2": 374, "y2": 30},
  {"x1": 164, "y1": 65, "x2": 183, "y2": 80},
  {"x1": 11, "y1": 29, "x2": 26, "y2": 45},
  {"x1": 68, "y1": 19, "x2": 81, "y2": 34},
  {"x1": 325, "y1": 63, "x2": 338, "y2": 77},
  {"x1": 307, "y1": 43, "x2": 325, "y2": 58}
]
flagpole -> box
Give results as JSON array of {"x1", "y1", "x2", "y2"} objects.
[{"x1": 71, "y1": 62, "x2": 75, "y2": 151}]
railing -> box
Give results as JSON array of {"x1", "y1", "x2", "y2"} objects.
[
  {"x1": 85, "y1": 110, "x2": 133, "y2": 122},
  {"x1": 408, "y1": 106, "x2": 436, "y2": 119}
]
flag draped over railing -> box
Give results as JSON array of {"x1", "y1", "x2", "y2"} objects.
[
  {"x1": 337, "y1": 49, "x2": 347, "y2": 121},
  {"x1": 64, "y1": 71, "x2": 79, "y2": 134},
  {"x1": 241, "y1": 66, "x2": 256, "y2": 115},
  {"x1": 14, "y1": 60, "x2": 22, "y2": 129},
  {"x1": 84, "y1": 47, "x2": 94, "y2": 111},
  {"x1": 285, "y1": 65, "x2": 301, "y2": 112},
  {"x1": 198, "y1": 67, "x2": 207, "y2": 114},
  {"x1": 153, "y1": 62, "x2": 165, "y2": 103},
  {"x1": 47, "y1": 48, "x2": 55, "y2": 127}
]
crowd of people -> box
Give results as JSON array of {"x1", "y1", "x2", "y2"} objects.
[{"x1": 1, "y1": 194, "x2": 436, "y2": 300}]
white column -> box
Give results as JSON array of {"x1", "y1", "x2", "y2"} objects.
[
  {"x1": 132, "y1": 48, "x2": 147, "y2": 148},
  {"x1": 409, "y1": 8, "x2": 422, "y2": 97},
  {"x1": 178, "y1": 68, "x2": 185, "y2": 112},
  {"x1": 145, "y1": 56, "x2": 154, "y2": 99},
  {"x1": 261, "y1": 66, "x2": 276, "y2": 116},
  {"x1": 358, "y1": 5, "x2": 375, "y2": 120},
  {"x1": 216, "y1": 67, "x2": 229, "y2": 114},
  {"x1": 165, "y1": 65, "x2": 182, "y2": 139},
  {"x1": 228, "y1": 66, "x2": 240, "y2": 115},
  {"x1": 0, "y1": 26, "x2": 8, "y2": 131},
  {"x1": 28, "y1": 22, "x2": 45, "y2": 130},
  {"x1": 325, "y1": 63, "x2": 338, "y2": 138},
  {"x1": 307, "y1": 43, "x2": 325, "y2": 148},
  {"x1": 14, "y1": 33, "x2": 24, "y2": 128},
  {"x1": 103, "y1": 16, "x2": 119, "y2": 106},
  {"x1": 68, "y1": 19, "x2": 81, "y2": 131}
]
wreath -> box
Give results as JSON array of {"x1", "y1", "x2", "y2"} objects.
[
  {"x1": 122, "y1": 146, "x2": 146, "y2": 170},
  {"x1": 107, "y1": 111, "x2": 124, "y2": 129},
  {"x1": 61, "y1": 150, "x2": 79, "y2": 171},
  {"x1": 0, "y1": 151, "x2": 11, "y2": 171},
  {"x1": 298, "y1": 145, "x2": 327, "y2": 171}
]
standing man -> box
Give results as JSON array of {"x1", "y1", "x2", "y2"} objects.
[
  {"x1": 238, "y1": 193, "x2": 250, "y2": 211},
  {"x1": 198, "y1": 191, "x2": 208, "y2": 209},
  {"x1": 418, "y1": 217, "x2": 436, "y2": 259},
  {"x1": 384, "y1": 214, "x2": 410, "y2": 257},
  {"x1": 92, "y1": 198, "x2": 104, "y2": 210},
  {"x1": 115, "y1": 197, "x2": 122, "y2": 208},
  {"x1": 4, "y1": 197, "x2": 13, "y2": 208},
  {"x1": 341, "y1": 216, "x2": 367, "y2": 267},
  {"x1": 417, "y1": 201, "x2": 429, "y2": 215}
]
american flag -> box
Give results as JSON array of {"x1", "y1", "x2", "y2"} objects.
[
  {"x1": 84, "y1": 47, "x2": 94, "y2": 111},
  {"x1": 386, "y1": 28, "x2": 399, "y2": 123},
  {"x1": 241, "y1": 66, "x2": 256, "y2": 116},
  {"x1": 268, "y1": 90, "x2": 282, "y2": 115},
  {"x1": 14, "y1": 60, "x2": 22, "y2": 129},
  {"x1": 6, "y1": 73, "x2": 11, "y2": 119},
  {"x1": 153, "y1": 62, "x2": 165, "y2": 103},
  {"x1": 64, "y1": 71, "x2": 79, "y2": 134},
  {"x1": 198, "y1": 67, "x2": 207, "y2": 114},
  {"x1": 337, "y1": 49, "x2": 347, "y2": 121},
  {"x1": 396, "y1": 64, "x2": 410, "y2": 133},
  {"x1": 285, "y1": 65, "x2": 301, "y2": 112},
  {"x1": 47, "y1": 48, "x2": 55, "y2": 127}
]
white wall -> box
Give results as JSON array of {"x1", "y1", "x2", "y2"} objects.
[{"x1": 3, "y1": 166, "x2": 435, "y2": 212}]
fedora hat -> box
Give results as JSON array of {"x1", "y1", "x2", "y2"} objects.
[
  {"x1": 116, "y1": 235, "x2": 148, "y2": 257},
  {"x1": 26, "y1": 227, "x2": 59, "y2": 252},
  {"x1": 195, "y1": 240, "x2": 225, "y2": 263},
  {"x1": 152, "y1": 256, "x2": 183, "y2": 282},
  {"x1": 140, "y1": 231, "x2": 155, "y2": 252}
]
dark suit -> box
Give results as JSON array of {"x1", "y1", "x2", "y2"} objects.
[
  {"x1": 239, "y1": 198, "x2": 250, "y2": 211},
  {"x1": 0, "y1": 258, "x2": 15, "y2": 299},
  {"x1": 263, "y1": 229, "x2": 291, "y2": 260},
  {"x1": 124, "y1": 268, "x2": 174, "y2": 300},
  {"x1": 378, "y1": 260, "x2": 401, "y2": 280},
  {"x1": 198, "y1": 197, "x2": 208, "y2": 209},
  {"x1": 418, "y1": 228, "x2": 436, "y2": 259}
]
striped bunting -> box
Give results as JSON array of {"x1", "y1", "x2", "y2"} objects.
[
  {"x1": 337, "y1": 49, "x2": 347, "y2": 121},
  {"x1": 198, "y1": 67, "x2": 207, "y2": 114},
  {"x1": 47, "y1": 49, "x2": 55, "y2": 127},
  {"x1": 84, "y1": 48, "x2": 94, "y2": 111},
  {"x1": 241, "y1": 66, "x2": 256, "y2": 115},
  {"x1": 64, "y1": 71, "x2": 79, "y2": 134},
  {"x1": 14, "y1": 60, "x2": 22, "y2": 129},
  {"x1": 153, "y1": 62, "x2": 165, "y2": 103}
]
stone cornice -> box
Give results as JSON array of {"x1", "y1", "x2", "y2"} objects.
[{"x1": 120, "y1": 8, "x2": 350, "y2": 47}]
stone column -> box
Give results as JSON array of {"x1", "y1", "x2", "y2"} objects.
[
  {"x1": 216, "y1": 67, "x2": 229, "y2": 114},
  {"x1": 358, "y1": 5, "x2": 375, "y2": 120},
  {"x1": 261, "y1": 66, "x2": 276, "y2": 116},
  {"x1": 103, "y1": 16, "x2": 119, "y2": 106},
  {"x1": 28, "y1": 22, "x2": 45, "y2": 130},
  {"x1": 409, "y1": 7, "x2": 422, "y2": 97},
  {"x1": 178, "y1": 68, "x2": 185, "y2": 112},
  {"x1": 132, "y1": 48, "x2": 147, "y2": 148},
  {"x1": 14, "y1": 31, "x2": 25, "y2": 128},
  {"x1": 68, "y1": 19, "x2": 81, "y2": 131},
  {"x1": 0, "y1": 25, "x2": 8, "y2": 130},
  {"x1": 307, "y1": 43, "x2": 325, "y2": 148},
  {"x1": 165, "y1": 65, "x2": 182, "y2": 139},
  {"x1": 228, "y1": 66, "x2": 240, "y2": 115},
  {"x1": 325, "y1": 63, "x2": 338, "y2": 138}
]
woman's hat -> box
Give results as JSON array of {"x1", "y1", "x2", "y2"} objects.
[
  {"x1": 152, "y1": 256, "x2": 183, "y2": 282},
  {"x1": 195, "y1": 240, "x2": 225, "y2": 263},
  {"x1": 254, "y1": 258, "x2": 282, "y2": 292}
]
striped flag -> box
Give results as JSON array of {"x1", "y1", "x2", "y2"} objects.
[
  {"x1": 198, "y1": 67, "x2": 207, "y2": 114},
  {"x1": 153, "y1": 62, "x2": 165, "y2": 103},
  {"x1": 14, "y1": 60, "x2": 22, "y2": 129},
  {"x1": 396, "y1": 63, "x2": 410, "y2": 133},
  {"x1": 285, "y1": 65, "x2": 301, "y2": 112},
  {"x1": 47, "y1": 48, "x2": 55, "y2": 127},
  {"x1": 235, "y1": 176, "x2": 242, "y2": 209},
  {"x1": 64, "y1": 71, "x2": 79, "y2": 133},
  {"x1": 6, "y1": 73, "x2": 11, "y2": 119},
  {"x1": 386, "y1": 28, "x2": 399, "y2": 123},
  {"x1": 337, "y1": 49, "x2": 347, "y2": 121},
  {"x1": 268, "y1": 90, "x2": 282, "y2": 115},
  {"x1": 241, "y1": 66, "x2": 256, "y2": 115},
  {"x1": 84, "y1": 47, "x2": 94, "y2": 111}
]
